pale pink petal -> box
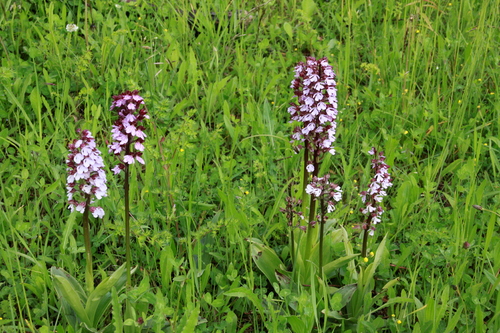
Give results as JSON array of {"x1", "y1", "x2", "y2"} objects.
[
  {"x1": 135, "y1": 156, "x2": 145, "y2": 164},
  {"x1": 123, "y1": 155, "x2": 135, "y2": 164}
]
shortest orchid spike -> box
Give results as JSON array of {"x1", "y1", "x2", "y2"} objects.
[
  {"x1": 66, "y1": 129, "x2": 107, "y2": 218},
  {"x1": 109, "y1": 90, "x2": 149, "y2": 173},
  {"x1": 359, "y1": 147, "x2": 393, "y2": 236}
]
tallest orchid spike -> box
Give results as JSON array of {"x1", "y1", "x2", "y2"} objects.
[
  {"x1": 108, "y1": 90, "x2": 149, "y2": 174},
  {"x1": 288, "y1": 57, "x2": 338, "y2": 161}
]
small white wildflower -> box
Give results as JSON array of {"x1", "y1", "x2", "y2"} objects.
[{"x1": 66, "y1": 24, "x2": 79, "y2": 32}]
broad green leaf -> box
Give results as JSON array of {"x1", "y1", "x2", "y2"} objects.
[
  {"x1": 111, "y1": 287, "x2": 123, "y2": 333},
  {"x1": 444, "y1": 304, "x2": 464, "y2": 333},
  {"x1": 329, "y1": 292, "x2": 343, "y2": 311},
  {"x1": 362, "y1": 235, "x2": 387, "y2": 288},
  {"x1": 381, "y1": 277, "x2": 400, "y2": 290},
  {"x1": 225, "y1": 310, "x2": 237, "y2": 333},
  {"x1": 371, "y1": 297, "x2": 413, "y2": 314},
  {"x1": 86, "y1": 263, "x2": 132, "y2": 326},
  {"x1": 475, "y1": 304, "x2": 485, "y2": 333},
  {"x1": 441, "y1": 159, "x2": 463, "y2": 176},
  {"x1": 51, "y1": 267, "x2": 91, "y2": 326},
  {"x1": 4, "y1": 85, "x2": 36, "y2": 134},
  {"x1": 224, "y1": 287, "x2": 264, "y2": 318},
  {"x1": 187, "y1": 48, "x2": 199, "y2": 87},
  {"x1": 322, "y1": 309, "x2": 344, "y2": 320},
  {"x1": 223, "y1": 101, "x2": 235, "y2": 142},
  {"x1": 323, "y1": 254, "x2": 359, "y2": 278},
  {"x1": 177, "y1": 306, "x2": 200, "y2": 333},
  {"x1": 51, "y1": 267, "x2": 87, "y2": 303},
  {"x1": 275, "y1": 269, "x2": 294, "y2": 290},
  {"x1": 484, "y1": 269, "x2": 500, "y2": 293},
  {"x1": 283, "y1": 22, "x2": 293, "y2": 39},
  {"x1": 332, "y1": 283, "x2": 357, "y2": 309},
  {"x1": 286, "y1": 316, "x2": 306, "y2": 333},
  {"x1": 301, "y1": 0, "x2": 317, "y2": 22},
  {"x1": 124, "y1": 300, "x2": 137, "y2": 333},
  {"x1": 61, "y1": 214, "x2": 77, "y2": 255},
  {"x1": 436, "y1": 285, "x2": 450, "y2": 322},
  {"x1": 122, "y1": 319, "x2": 136, "y2": 326},
  {"x1": 248, "y1": 238, "x2": 285, "y2": 287}
]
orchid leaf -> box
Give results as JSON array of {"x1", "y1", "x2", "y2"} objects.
[
  {"x1": 224, "y1": 287, "x2": 264, "y2": 318},
  {"x1": 323, "y1": 254, "x2": 359, "y2": 278},
  {"x1": 51, "y1": 267, "x2": 91, "y2": 327},
  {"x1": 176, "y1": 306, "x2": 200, "y2": 333},
  {"x1": 248, "y1": 238, "x2": 286, "y2": 288},
  {"x1": 86, "y1": 263, "x2": 134, "y2": 327},
  {"x1": 362, "y1": 235, "x2": 387, "y2": 287},
  {"x1": 332, "y1": 283, "x2": 357, "y2": 309}
]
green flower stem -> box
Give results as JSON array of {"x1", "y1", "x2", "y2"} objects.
[
  {"x1": 124, "y1": 140, "x2": 132, "y2": 288},
  {"x1": 82, "y1": 194, "x2": 93, "y2": 292},
  {"x1": 301, "y1": 148, "x2": 309, "y2": 205},
  {"x1": 304, "y1": 195, "x2": 316, "y2": 265},
  {"x1": 319, "y1": 198, "x2": 325, "y2": 277},
  {"x1": 361, "y1": 223, "x2": 369, "y2": 258},
  {"x1": 303, "y1": 148, "x2": 319, "y2": 270},
  {"x1": 286, "y1": 185, "x2": 296, "y2": 269},
  {"x1": 124, "y1": 163, "x2": 131, "y2": 288},
  {"x1": 361, "y1": 230, "x2": 368, "y2": 258}
]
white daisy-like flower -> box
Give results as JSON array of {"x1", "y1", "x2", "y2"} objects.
[{"x1": 66, "y1": 24, "x2": 79, "y2": 32}]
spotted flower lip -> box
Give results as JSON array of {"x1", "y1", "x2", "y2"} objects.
[
  {"x1": 108, "y1": 90, "x2": 149, "y2": 174},
  {"x1": 66, "y1": 129, "x2": 107, "y2": 218},
  {"x1": 288, "y1": 57, "x2": 338, "y2": 170}
]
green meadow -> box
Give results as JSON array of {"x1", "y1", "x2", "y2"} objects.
[{"x1": 1, "y1": 0, "x2": 499, "y2": 332}]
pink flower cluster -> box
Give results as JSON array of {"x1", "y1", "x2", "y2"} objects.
[
  {"x1": 288, "y1": 57, "x2": 338, "y2": 172},
  {"x1": 305, "y1": 174, "x2": 342, "y2": 214},
  {"x1": 108, "y1": 90, "x2": 149, "y2": 174},
  {"x1": 359, "y1": 147, "x2": 393, "y2": 235},
  {"x1": 66, "y1": 129, "x2": 107, "y2": 218}
]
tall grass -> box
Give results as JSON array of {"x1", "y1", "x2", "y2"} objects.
[{"x1": 0, "y1": 0, "x2": 499, "y2": 331}]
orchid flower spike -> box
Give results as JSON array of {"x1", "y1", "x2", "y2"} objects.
[
  {"x1": 108, "y1": 90, "x2": 149, "y2": 174},
  {"x1": 66, "y1": 129, "x2": 107, "y2": 218}
]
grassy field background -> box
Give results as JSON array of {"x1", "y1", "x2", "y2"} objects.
[{"x1": 1, "y1": 0, "x2": 499, "y2": 332}]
